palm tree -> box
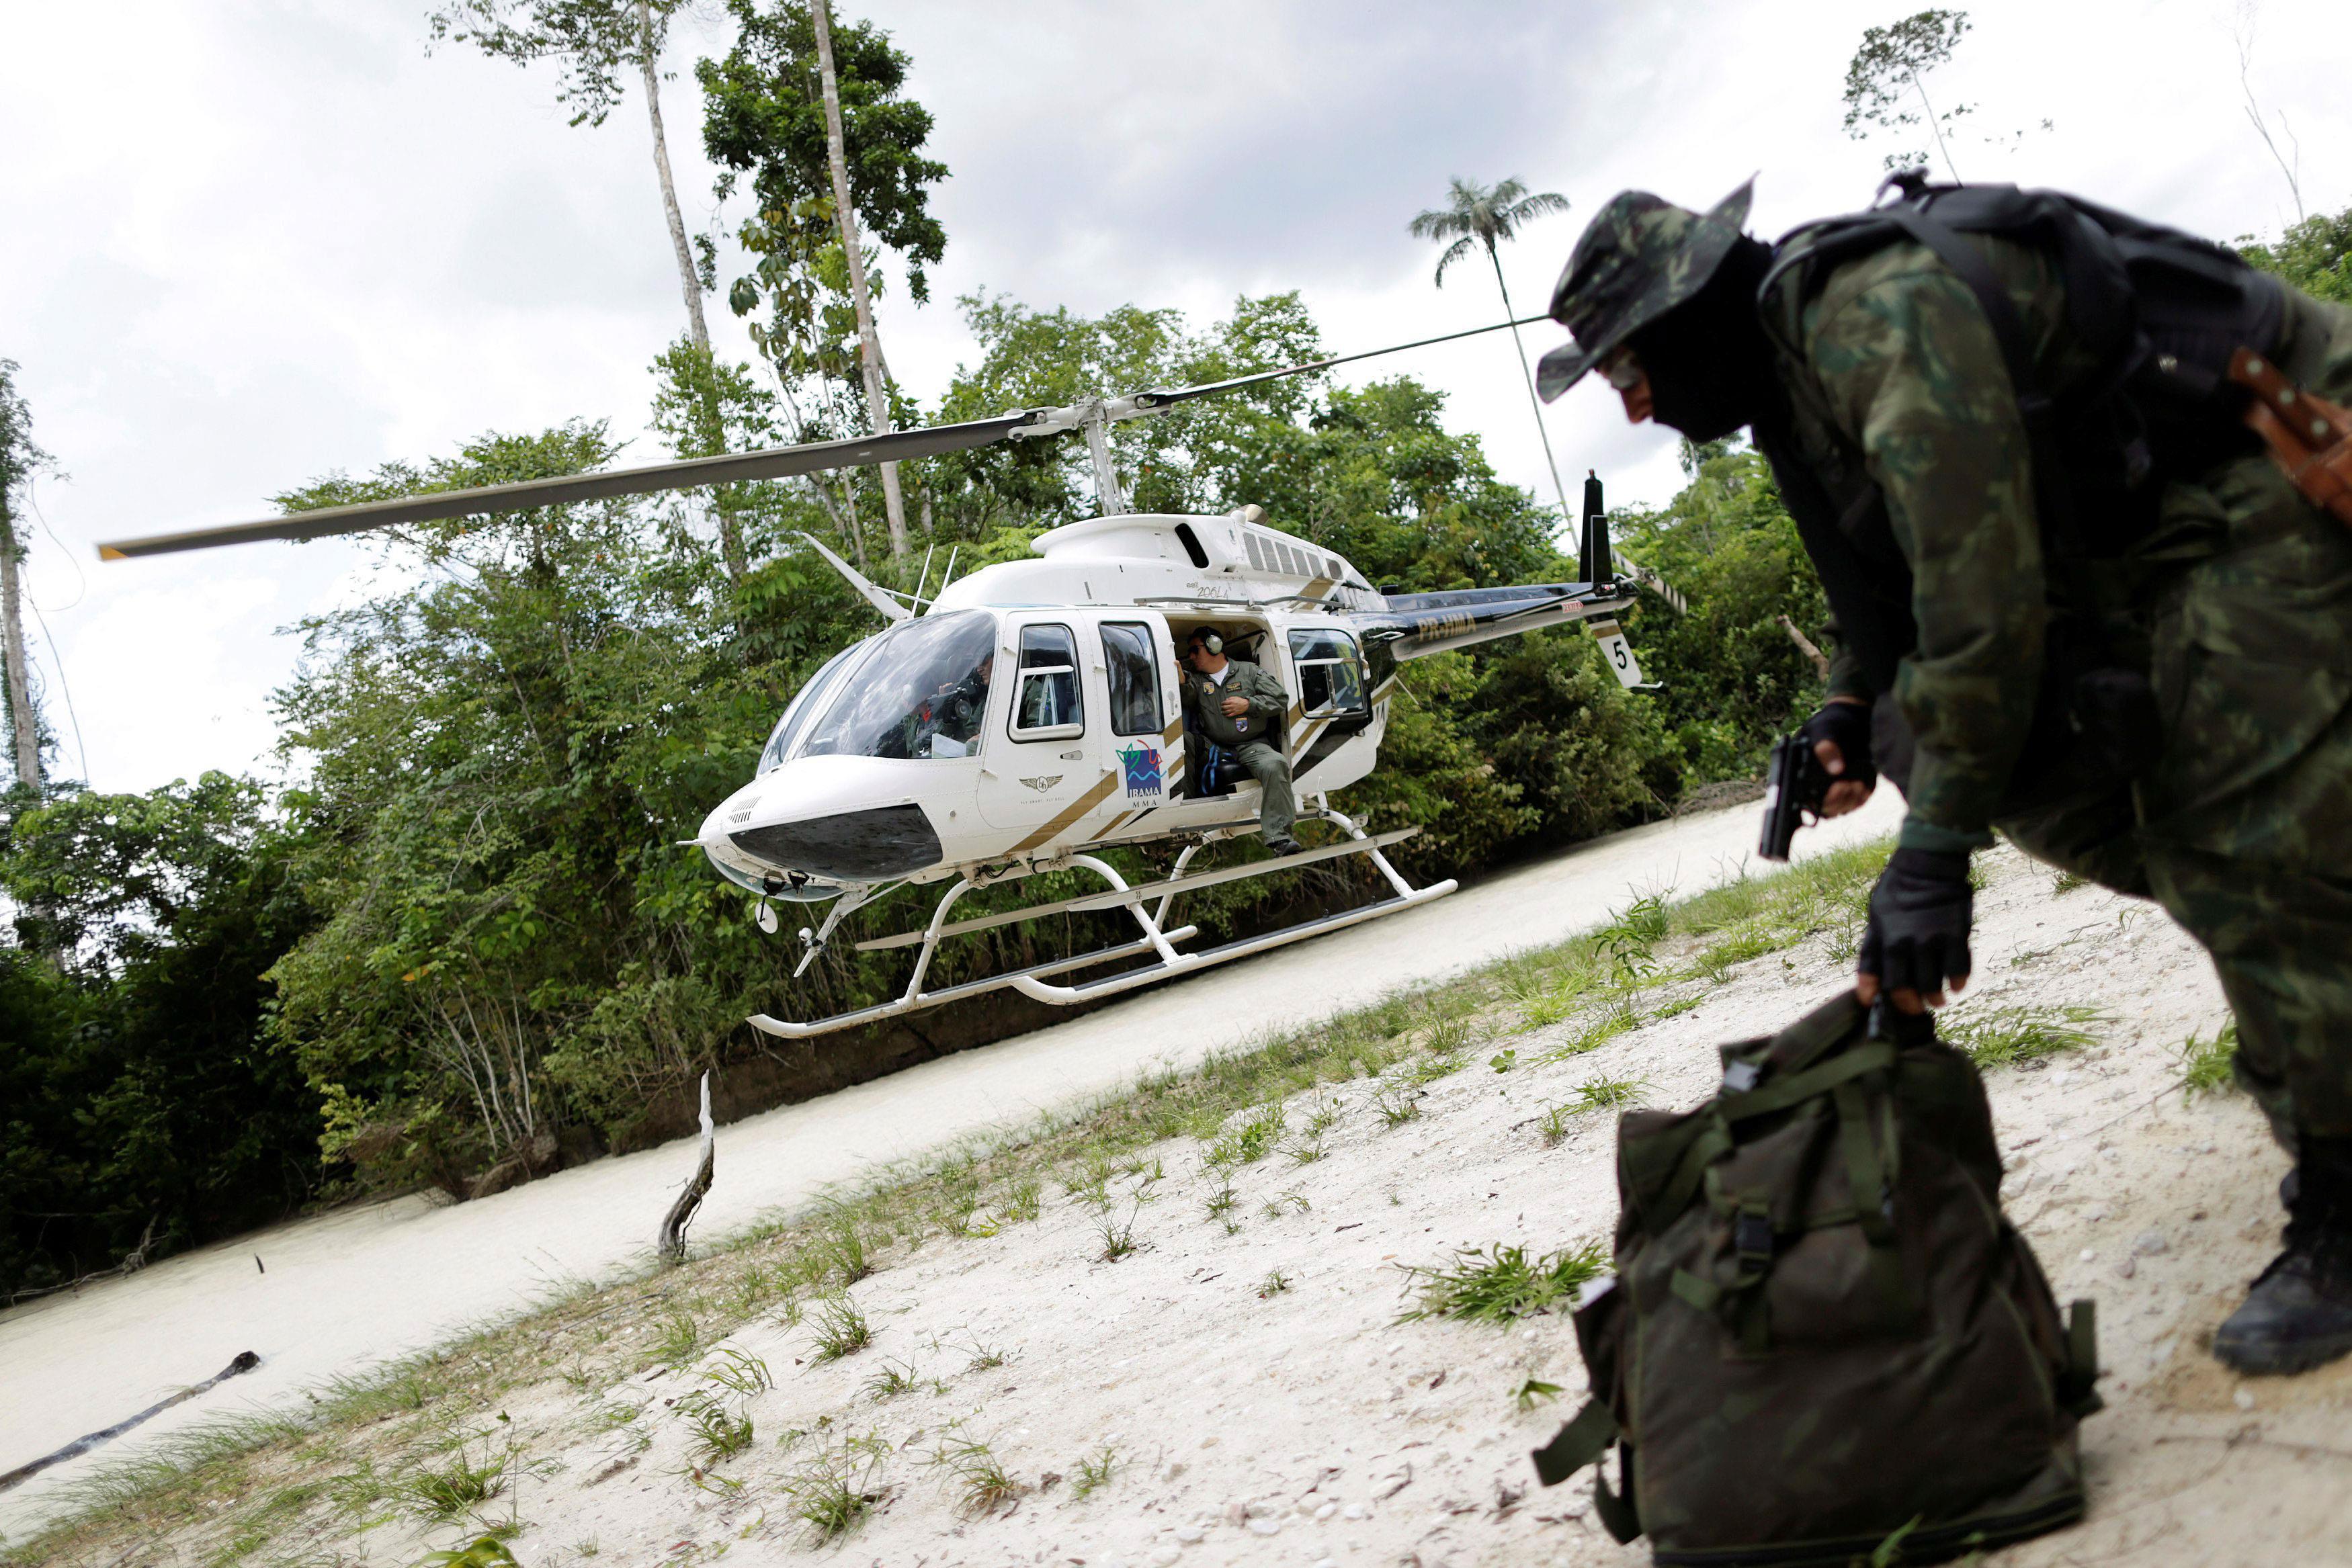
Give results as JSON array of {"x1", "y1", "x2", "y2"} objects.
[{"x1": 1409, "y1": 177, "x2": 1577, "y2": 528}]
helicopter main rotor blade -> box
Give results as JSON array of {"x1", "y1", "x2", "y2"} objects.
[
  {"x1": 1126, "y1": 314, "x2": 1550, "y2": 411},
  {"x1": 99, "y1": 312, "x2": 1556, "y2": 562},
  {"x1": 95, "y1": 410, "x2": 1048, "y2": 561}
]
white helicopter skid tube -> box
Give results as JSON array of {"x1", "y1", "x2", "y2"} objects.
[
  {"x1": 1009, "y1": 805, "x2": 1454, "y2": 1006},
  {"x1": 749, "y1": 853, "x2": 1200, "y2": 1041}
]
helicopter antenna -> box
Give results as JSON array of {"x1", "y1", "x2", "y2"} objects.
[
  {"x1": 909, "y1": 542, "x2": 938, "y2": 610},
  {"x1": 925, "y1": 545, "x2": 960, "y2": 614}
]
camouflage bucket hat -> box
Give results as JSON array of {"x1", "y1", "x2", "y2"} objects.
[{"x1": 1536, "y1": 179, "x2": 1755, "y2": 401}]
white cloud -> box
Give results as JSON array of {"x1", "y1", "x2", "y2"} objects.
[{"x1": 2, "y1": 0, "x2": 2343, "y2": 794}]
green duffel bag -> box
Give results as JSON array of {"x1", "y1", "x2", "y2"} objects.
[{"x1": 1532, "y1": 992, "x2": 2101, "y2": 1567}]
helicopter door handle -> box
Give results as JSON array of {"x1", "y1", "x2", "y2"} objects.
[{"x1": 1058, "y1": 749, "x2": 1084, "y2": 760}]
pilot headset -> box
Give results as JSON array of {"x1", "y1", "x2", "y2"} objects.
[{"x1": 1189, "y1": 628, "x2": 1224, "y2": 656}]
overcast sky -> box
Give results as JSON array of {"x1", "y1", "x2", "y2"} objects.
[{"x1": 3, "y1": 0, "x2": 2344, "y2": 795}]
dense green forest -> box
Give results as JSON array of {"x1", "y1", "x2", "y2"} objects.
[{"x1": 3, "y1": 0, "x2": 2345, "y2": 1300}]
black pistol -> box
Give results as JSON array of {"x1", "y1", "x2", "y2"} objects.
[{"x1": 1757, "y1": 732, "x2": 1828, "y2": 862}]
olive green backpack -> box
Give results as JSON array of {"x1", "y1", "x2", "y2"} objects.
[{"x1": 1533, "y1": 992, "x2": 2101, "y2": 1567}]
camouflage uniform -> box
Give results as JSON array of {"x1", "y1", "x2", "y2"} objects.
[
  {"x1": 1541, "y1": 187, "x2": 2352, "y2": 1145},
  {"x1": 1763, "y1": 234, "x2": 2352, "y2": 1144}
]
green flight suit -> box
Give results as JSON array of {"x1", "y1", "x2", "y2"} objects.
[
  {"x1": 1179, "y1": 658, "x2": 1298, "y2": 844},
  {"x1": 1763, "y1": 233, "x2": 2352, "y2": 1143}
]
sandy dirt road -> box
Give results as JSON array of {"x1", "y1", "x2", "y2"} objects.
[{"x1": 0, "y1": 792, "x2": 1900, "y2": 1535}]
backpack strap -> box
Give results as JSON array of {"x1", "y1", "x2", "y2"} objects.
[
  {"x1": 1594, "y1": 1444, "x2": 1643, "y2": 1544},
  {"x1": 1530, "y1": 1397, "x2": 1617, "y2": 1486},
  {"x1": 2058, "y1": 1298, "x2": 2104, "y2": 1418},
  {"x1": 1531, "y1": 1407, "x2": 1644, "y2": 1545}
]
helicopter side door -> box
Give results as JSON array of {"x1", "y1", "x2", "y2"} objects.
[{"x1": 976, "y1": 613, "x2": 1111, "y2": 836}]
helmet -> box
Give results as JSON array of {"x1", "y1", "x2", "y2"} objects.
[{"x1": 1536, "y1": 179, "x2": 1755, "y2": 402}]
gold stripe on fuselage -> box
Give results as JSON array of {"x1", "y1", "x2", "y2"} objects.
[{"x1": 1008, "y1": 771, "x2": 1121, "y2": 855}]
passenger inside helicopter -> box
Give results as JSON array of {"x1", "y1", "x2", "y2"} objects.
[{"x1": 1171, "y1": 620, "x2": 1269, "y2": 800}]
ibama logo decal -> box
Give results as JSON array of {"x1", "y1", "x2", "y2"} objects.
[{"x1": 1116, "y1": 743, "x2": 1164, "y2": 799}]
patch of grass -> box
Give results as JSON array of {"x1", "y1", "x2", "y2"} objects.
[
  {"x1": 1070, "y1": 1445, "x2": 1122, "y2": 1499},
  {"x1": 2051, "y1": 869, "x2": 2088, "y2": 894},
  {"x1": 1402, "y1": 1052, "x2": 1465, "y2": 1086},
  {"x1": 1595, "y1": 892, "x2": 1670, "y2": 982},
  {"x1": 1649, "y1": 993, "x2": 1702, "y2": 1021},
  {"x1": 418, "y1": 1537, "x2": 523, "y2": 1568},
  {"x1": 1944, "y1": 1004, "x2": 2106, "y2": 1070},
  {"x1": 857, "y1": 1356, "x2": 929, "y2": 1402},
  {"x1": 963, "y1": 1340, "x2": 1011, "y2": 1373},
  {"x1": 649, "y1": 1311, "x2": 702, "y2": 1370},
  {"x1": 1515, "y1": 1377, "x2": 1564, "y2": 1411},
  {"x1": 806, "y1": 1295, "x2": 872, "y2": 1362},
  {"x1": 1208, "y1": 1102, "x2": 1286, "y2": 1166},
  {"x1": 1423, "y1": 1012, "x2": 1476, "y2": 1057},
  {"x1": 1572, "y1": 1076, "x2": 1650, "y2": 1113},
  {"x1": 1538, "y1": 1010, "x2": 1633, "y2": 1063},
  {"x1": 2179, "y1": 1018, "x2": 2240, "y2": 1098},
  {"x1": 394, "y1": 1443, "x2": 509, "y2": 1523},
  {"x1": 1257, "y1": 1268, "x2": 1292, "y2": 1298},
  {"x1": 1095, "y1": 1196, "x2": 1143, "y2": 1261},
  {"x1": 999, "y1": 1177, "x2": 1043, "y2": 1223},
  {"x1": 674, "y1": 1390, "x2": 755, "y2": 1464},
  {"x1": 1539, "y1": 1104, "x2": 1573, "y2": 1147},
  {"x1": 1397, "y1": 1240, "x2": 1611, "y2": 1325},
  {"x1": 1260, "y1": 1188, "x2": 1310, "y2": 1219},
  {"x1": 1373, "y1": 1078, "x2": 1424, "y2": 1126},
  {"x1": 700, "y1": 1346, "x2": 771, "y2": 1399},
  {"x1": 1202, "y1": 1174, "x2": 1238, "y2": 1223},
  {"x1": 930, "y1": 1434, "x2": 1024, "y2": 1516},
  {"x1": 821, "y1": 1220, "x2": 872, "y2": 1284},
  {"x1": 780, "y1": 1437, "x2": 888, "y2": 1544}
]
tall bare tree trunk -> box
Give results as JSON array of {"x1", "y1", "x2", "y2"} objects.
[
  {"x1": 0, "y1": 509, "x2": 40, "y2": 795},
  {"x1": 1487, "y1": 247, "x2": 1576, "y2": 529},
  {"x1": 636, "y1": 0, "x2": 747, "y2": 582},
  {"x1": 810, "y1": 0, "x2": 909, "y2": 560}
]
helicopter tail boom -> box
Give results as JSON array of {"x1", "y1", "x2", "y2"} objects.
[{"x1": 1350, "y1": 582, "x2": 1642, "y2": 676}]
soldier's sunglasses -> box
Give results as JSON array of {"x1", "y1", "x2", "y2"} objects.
[{"x1": 1599, "y1": 347, "x2": 1644, "y2": 392}]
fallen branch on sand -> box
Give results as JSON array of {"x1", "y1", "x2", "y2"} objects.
[{"x1": 0, "y1": 1350, "x2": 260, "y2": 1493}]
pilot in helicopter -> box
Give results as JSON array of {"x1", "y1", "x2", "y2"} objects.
[
  {"x1": 1179, "y1": 626, "x2": 1302, "y2": 855},
  {"x1": 896, "y1": 648, "x2": 994, "y2": 760}
]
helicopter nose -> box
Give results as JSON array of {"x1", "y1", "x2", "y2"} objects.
[
  {"x1": 700, "y1": 760, "x2": 947, "y2": 884},
  {"x1": 728, "y1": 803, "x2": 943, "y2": 881}
]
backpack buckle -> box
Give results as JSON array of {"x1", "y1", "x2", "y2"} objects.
[{"x1": 1734, "y1": 1209, "x2": 1774, "y2": 1267}]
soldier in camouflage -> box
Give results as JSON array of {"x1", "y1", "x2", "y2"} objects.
[{"x1": 1540, "y1": 180, "x2": 2352, "y2": 1376}]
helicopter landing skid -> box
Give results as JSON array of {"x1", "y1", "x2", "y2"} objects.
[{"x1": 746, "y1": 811, "x2": 1453, "y2": 1039}]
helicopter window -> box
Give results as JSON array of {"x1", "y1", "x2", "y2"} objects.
[
  {"x1": 1243, "y1": 533, "x2": 1267, "y2": 572},
  {"x1": 1288, "y1": 627, "x2": 1368, "y2": 717},
  {"x1": 759, "y1": 640, "x2": 869, "y2": 773},
  {"x1": 1009, "y1": 623, "x2": 1085, "y2": 740},
  {"x1": 1100, "y1": 622, "x2": 1161, "y2": 736},
  {"x1": 798, "y1": 609, "x2": 999, "y2": 763}
]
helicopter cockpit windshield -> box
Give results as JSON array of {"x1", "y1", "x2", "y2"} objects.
[
  {"x1": 757, "y1": 640, "x2": 867, "y2": 773},
  {"x1": 797, "y1": 609, "x2": 999, "y2": 763}
]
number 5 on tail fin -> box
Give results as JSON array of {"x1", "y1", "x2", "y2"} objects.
[{"x1": 1587, "y1": 619, "x2": 1646, "y2": 689}]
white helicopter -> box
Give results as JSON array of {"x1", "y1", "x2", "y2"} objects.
[{"x1": 99, "y1": 320, "x2": 1663, "y2": 1039}]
